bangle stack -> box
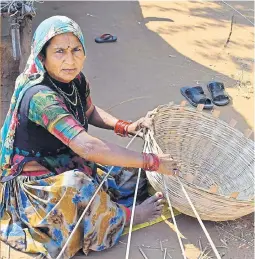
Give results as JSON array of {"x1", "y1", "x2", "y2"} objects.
[
  {"x1": 142, "y1": 153, "x2": 160, "y2": 171},
  {"x1": 114, "y1": 120, "x2": 132, "y2": 137}
]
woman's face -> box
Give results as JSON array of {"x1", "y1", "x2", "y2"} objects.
[{"x1": 43, "y1": 32, "x2": 85, "y2": 83}]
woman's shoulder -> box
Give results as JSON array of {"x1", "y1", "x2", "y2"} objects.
[
  {"x1": 18, "y1": 83, "x2": 61, "y2": 120},
  {"x1": 20, "y1": 83, "x2": 61, "y2": 112},
  {"x1": 23, "y1": 83, "x2": 56, "y2": 100}
]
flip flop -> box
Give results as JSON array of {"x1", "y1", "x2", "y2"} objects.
[
  {"x1": 207, "y1": 81, "x2": 230, "y2": 106},
  {"x1": 95, "y1": 33, "x2": 117, "y2": 43},
  {"x1": 181, "y1": 86, "x2": 213, "y2": 109}
]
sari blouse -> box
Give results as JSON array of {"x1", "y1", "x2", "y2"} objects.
[{"x1": 4, "y1": 72, "x2": 93, "y2": 182}]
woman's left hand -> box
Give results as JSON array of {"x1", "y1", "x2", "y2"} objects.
[{"x1": 127, "y1": 116, "x2": 153, "y2": 137}]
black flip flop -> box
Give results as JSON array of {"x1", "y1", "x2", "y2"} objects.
[
  {"x1": 95, "y1": 33, "x2": 117, "y2": 43},
  {"x1": 181, "y1": 86, "x2": 213, "y2": 109},
  {"x1": 207, "y1": 81, "x2": 230, "y2": 106}
]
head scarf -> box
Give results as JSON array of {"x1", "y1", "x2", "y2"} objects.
[{"x1": 0, "y1": 16, "x2": 86, "y2": 179}]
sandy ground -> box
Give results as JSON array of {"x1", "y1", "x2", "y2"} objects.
[
  {"x1": 0, "y1": 1, "x2": 254, "y2": 259},
  {"x1": 139, "y1": 1, "x2": 254, "y2": 129}
]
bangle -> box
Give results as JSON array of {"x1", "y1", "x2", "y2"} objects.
[
  {"x1": 142, "y1": 153, "x2": 160, "y2": 171},
  {"x1": 150, "y1": 154, "x2": 160, "y2": 171},
  {"x1": 114, "y1": 120, "x2": 132, "y2": 137}
]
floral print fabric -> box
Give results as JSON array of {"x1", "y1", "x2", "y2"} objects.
[{"x1": 0, "y1": 170, "x2": 128, "y2": 258}]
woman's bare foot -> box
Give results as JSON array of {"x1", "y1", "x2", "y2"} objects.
[{"x1": 125, "y1": 192, "x2": 164, "y2": 226}]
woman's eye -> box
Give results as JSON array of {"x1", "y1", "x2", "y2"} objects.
[
  {"x1": 56, "y1": 49, "x2": 64, "y2": 53},
  {"x1": 74, "y1": 48, "x2": 81, "y2": 52}
]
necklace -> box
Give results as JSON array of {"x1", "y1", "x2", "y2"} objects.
[
  {"x1": 48, "y1": 77, "x2": 78, "y2": 106},
  {"x1": 59, "y1": 82, "x2": 76, "y2": 97},
  {"x1": 48, "y1": 77, "x2": 87, "y2": 126}
]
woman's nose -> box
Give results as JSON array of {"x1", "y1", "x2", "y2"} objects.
[{"x1": 65, "y1": 51, "x2": 75, "y2": 65}]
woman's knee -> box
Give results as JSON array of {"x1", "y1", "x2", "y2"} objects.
[{"x1": 61, "y1": 169, "x2": 93, "y2": 189}]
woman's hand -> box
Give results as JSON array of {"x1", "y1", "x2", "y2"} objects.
[
  {"x1": 156, "y1": 154, "x2": 179, "y2": 176},
  {"x1": 128, "y1": 117, "x2": 153, "y2": 136}
]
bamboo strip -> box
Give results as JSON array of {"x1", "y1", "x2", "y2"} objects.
[
  {"x1": 146, "y1": 131, "x2": 221, "y2": 258},
  {"x1": 125, "y1": 140, "x2": 148, "y2": 259},
  {"x1": 145, "y1": 133, "x2": 187, "y2": 259},
  {"x1": 56, "y1": 130, "x2": 143, "y2": 259},
  {"x1": 229, "y1": 119, "x2": 237, "y2": 128}
]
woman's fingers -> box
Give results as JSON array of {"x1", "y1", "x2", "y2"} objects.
[
  {"x1": 138, "y1": 117, "x2": 153, "y2": 129},
  {"x1": 160, "y1": 170, "x2": 174, "y2": 176},
  {"x1": 143, "y1": 118, "x2": 153, "y2": 128},
  {"x1": 156, "y1": 153, "x2": 180, "y2": 176}
]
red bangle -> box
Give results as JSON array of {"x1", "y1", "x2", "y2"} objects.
[
  {"x1": 142, "y1": 153, "x2": 160, "y2": 171},
  {"x1": 150, "y1": 154, "x2": 160, "y2": 171},
  {"x1": 114, "y1": 120, "x2": 132, "y2": 137},
  {"x1": 143, "y1": 153, "x2": 151, "y2": 171}
]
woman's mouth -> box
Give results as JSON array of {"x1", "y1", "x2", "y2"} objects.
[{"x1": 62, "y1": 68, "x2": 77, "y2": 74}]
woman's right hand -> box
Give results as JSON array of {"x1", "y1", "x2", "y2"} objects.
[{"x1": 156, "y1": 154, "x2": 179, "y2": 176}]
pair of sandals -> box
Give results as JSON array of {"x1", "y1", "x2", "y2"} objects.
[{"x1": 181, "y1": 82, "x2": 230, "y2": 110}]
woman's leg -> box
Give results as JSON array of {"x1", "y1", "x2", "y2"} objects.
[
  {"x1": 96, "y1": 166, "x2": 165, "y2": 226},
  {"x1": 125, "y1": 192, "x2": 164, "y2": 226},
  {"x1": 0, "y1": 170, "x2": 128, "y2": 258},
  {"x1": 97, "y1": 165, "x2": 148, "y2": 207}
]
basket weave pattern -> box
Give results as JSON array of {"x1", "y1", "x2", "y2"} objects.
[{"x1": 145, "y1": 104, "x2": 254, "y2": 221}]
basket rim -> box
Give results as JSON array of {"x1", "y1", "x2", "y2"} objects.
[
  {"x1": 146, "y1": 171, "x2": 254, "y2": 204},
  {"x1": 153, "y1": 103, "x2": 254, "y2": 143}
]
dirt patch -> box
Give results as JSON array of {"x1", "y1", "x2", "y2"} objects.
[
  {"x1": 213, "y1": 213, "x2": 254, "y2": 258},
  {"x1": 140, "y1": 1, "x2": 254, "y2": 128}
]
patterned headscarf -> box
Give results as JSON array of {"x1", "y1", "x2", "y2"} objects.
[{"x1": 0, "y1": 16, "x2": 86, "y2": 179}]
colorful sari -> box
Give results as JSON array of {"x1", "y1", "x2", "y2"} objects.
[{"x1": 0, "y1": 16, "x2": 147, "y2": 258}]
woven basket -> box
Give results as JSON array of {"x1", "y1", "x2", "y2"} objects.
[{"x1": 144, "y1": 103, "x2": 254, "y2": 221}]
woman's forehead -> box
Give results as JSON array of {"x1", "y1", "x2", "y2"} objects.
[{"x1": 49, "y1": 32, "x2": 82, "y2": 48}]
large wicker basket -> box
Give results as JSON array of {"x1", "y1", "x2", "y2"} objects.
[{"x1": 145, "y1": 103, "x2": 254, "y2": 221}]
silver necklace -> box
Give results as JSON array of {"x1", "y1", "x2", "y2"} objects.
[
  {"x1": 59, "y1": 82, "x2": 76, "y2": 97},
  {"x1": 48, "y1": 77, "x2": 78, "y2": 106},
  {"x1": 48, "y1": 77, "x2": 87, "y2": 126}
]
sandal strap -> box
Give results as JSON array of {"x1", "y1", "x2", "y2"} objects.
[
  {"x1": 213, "y1": 94, "x2": 229, "y2": 102},
  {"x1": 100, "y1": 33, "x2": 112, "y2": 40},
  {"x1": 185, "y1": 87, "x2": 207, "y2": 103},
  {"x1": 208, "y1": 82, "x2": 229, "y2": 101}
]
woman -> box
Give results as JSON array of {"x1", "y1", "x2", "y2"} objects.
[{"x1": 0, "y1": 16, "x2": 178, "y2": 258}]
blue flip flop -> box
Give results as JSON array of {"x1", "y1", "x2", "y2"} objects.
[
  {"x1": 207, "y1": 81, "x2": 230, "y2": 106},
  {"x1": 95, "y1": 33, "x2": 117, "y2": 43},
  {"x1": 180, "y1": 86, "x2": 213, "y2": 109}
]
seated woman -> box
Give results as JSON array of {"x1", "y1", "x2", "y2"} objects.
[{"x1": 0, "y1": 16, "x2": 178, "y2": 258}]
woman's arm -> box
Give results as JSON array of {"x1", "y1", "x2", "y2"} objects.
[
  {"x1": 69, "y1": 130, "x2": 143, "y2": 167},
  {"x1": 27, "y1": 89, "x2": 177, "y2": 175},
  {"x1": 86, "y1": 105, "x2": 152, "y2": 137},
  {"x1": 69, "y1": 130, "x2": 177, "y2": 175},
  {"x1": 83, "y1": 80, "x2": 121, "y2": 130},
  {"x1": 84, "y1": 79, "x2": 150, "y2": 134},
  {"x1": 87, "y1": 105, "x2": 119, "y2": 130}
]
